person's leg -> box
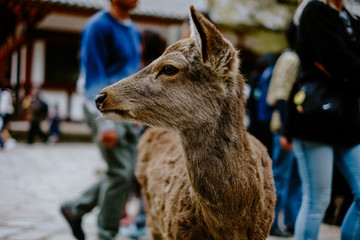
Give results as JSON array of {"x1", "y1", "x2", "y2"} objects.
[
  {"x1": 335, "y1": 144, "x2": 360, "y2": 240},
  {"x1": 68, "y1": 104, "x2": 102, "y2": 217},
  {"x1": 37, "y1": 121, "x2": 48, "y2": 142},
  {"x1": 284, "y1": 156, "x2": 302, "y2": 231},
  {"x1": 96, "y1": 170, "x2": 132, "y2": 240},
  {"x1": 60, "y1": 180, "x2": 101, "y2": 240},
  {"x1": 68, "y1": 179, "x2": 102, "y2": 217},
  {"x1": 0, "y1": 116, "x2": 4, "y2": 148},
  {"x1": 60, "y1": 105, "x2": 102, "y2": 239},
  {"x1": 0, "y1": 135, "x2": 3, "y2": 149},
  {"x1": 97, "y1": 121, "x2": 138, "y2": 240},
  {"x1": 27, "y1": 121, "x2": 37, "y2": 144},
  {"x1": 293, "y1": 139, "x2": 334, "y2": 240},
  {"x1": 271, "y1": 133, "x2": 294, "y2": 235},
  {"x1": 66, "y1": 104, "x2": 138, "y2": 240}
]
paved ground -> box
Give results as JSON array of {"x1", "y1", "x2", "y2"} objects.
[
  {"x1": 0, "y1": 142, "x2": 341, "y2": 240},
  {"x1": 9, "y1": 121, "x2": 92, "y2": 143}
]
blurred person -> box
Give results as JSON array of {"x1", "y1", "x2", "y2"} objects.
[
  {"x1": 59, "y1": 0, "x2": 142, "y2": 239},
  {"x1": 24, "y1": 88, "x2": 48, "y2": 144},
  {"x1": 141, "y1": 29, "x2": 167, "y2": 67},
  {"x1": 48, "y1": 104, "x2": 61, "y2": 143},
  {"x1": 247, "y1": 52, "x2": 278, "y2": 156},
  {"x1": 281, "y1": 0, "x2": 360, "y2": 239},
  {"x1": 0, "y1": 83, "x2": 16, "y2": 150},
  {"x1": 119, "y1": 29, "x2": 166, "y2": 239},
  {"x1": 266, "y1": 21, "x2": 302, "y2": 237}
]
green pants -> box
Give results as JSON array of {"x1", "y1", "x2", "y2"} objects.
[{"x1": 70, "y1": 104, "x2": 139, "y2": 240}]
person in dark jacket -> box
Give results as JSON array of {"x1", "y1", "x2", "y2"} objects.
[
  {"x1": 281, "y1": 0, "x2": 360, "y2": 239},
  {"x1": 26, "y1": 89, "x2": 48, "y2": 144}
]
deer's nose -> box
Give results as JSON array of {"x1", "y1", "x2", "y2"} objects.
[{"x1": 95, "y1": 93, "x2": 107, "y2": 110}]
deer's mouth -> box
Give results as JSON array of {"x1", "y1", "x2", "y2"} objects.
[
  {"x1": 100, "y1": 109, "x2": 131, "y2": 121},
  {"x1": 101, "y1": 109, "x2": 126, "y2": 116}
]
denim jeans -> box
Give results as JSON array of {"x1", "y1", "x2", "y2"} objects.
[
  {"x1": 272, "y1": 134, "x2": 302, "y2": 229},
  {"x1": 293, "y1": 139, "x2": 360, "y2": 240}
]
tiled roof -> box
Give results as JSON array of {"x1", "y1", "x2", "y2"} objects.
[
  {"x1": 23, "y1": 0, "x2": 360, "y2": 30},
  {"x1": 134, "y1": 0, "x2": 208, "y2": 20},
  {"x1": 40, "y1": 0, "x2": 107, "y2": 9},
  {"x1": 37, "y1": 0, "x2": 290, "y2": 29},
  {"x1": 39, "y1": 0, "x2": 208, "y2": 20}
]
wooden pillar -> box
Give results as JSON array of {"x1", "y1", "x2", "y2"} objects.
[{"x1": 24, "y1": 38, "x2": 33, "y2": 96}]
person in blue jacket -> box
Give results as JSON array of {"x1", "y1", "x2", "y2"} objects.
[{"x1": 60, "y1": 1, "x2": 141, "y2": 239}]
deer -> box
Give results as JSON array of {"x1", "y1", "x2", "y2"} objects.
[{"x1": 95, "y1": 6, "x2": 275, "y2": 240}]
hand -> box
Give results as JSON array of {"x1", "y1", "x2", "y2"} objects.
[
  {"x1": 98, "y1": 129, "x2": 117, "y2": 148},
  {"x1": 280, "y1": 135, "x2": 293, "y2": 151}
]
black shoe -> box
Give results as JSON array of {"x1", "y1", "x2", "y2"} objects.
[
  {"x1": 270, "y1": 227, "x2": 291, "y2": 238},
  {"x1": 285, "y1": 226, "x2": 295, "y2": 235},
  {"x1": 60, "y1": 204, "x2": 85, "y2": 240}
]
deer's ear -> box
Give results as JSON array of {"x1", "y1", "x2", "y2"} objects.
[{"x1": 189, "y1": 6, "x2": 237, "y2": 75}]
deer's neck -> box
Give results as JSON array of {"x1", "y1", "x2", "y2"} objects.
[{"x1": 179, "y1": 95, "x2": 248, "y2": 204}]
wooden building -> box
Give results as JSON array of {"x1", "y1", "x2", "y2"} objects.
[{"x1": 0, "y1": 0, "x2": 207, "y2": 121}]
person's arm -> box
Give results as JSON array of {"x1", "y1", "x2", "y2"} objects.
[
  {"x1": 300, "y1": 2, "x2": 360, "y2": 85},
  {"x1": 280, "y1": 135, "x2": 293, "y2": 151},
  {"x1": 277, "y1": 100, "x2": 293, "y2": 151},
  {"x1": 266, "y1": 50, "x2": 299, "y2": 106},
  {"x1": 98, "y1": 129, "x2": 118, "y2": 148},
  {"x1": 82, "y1": 22, "x2": 111, "y2": 100},
  {"x1": 98, "y1": 121, "x2": 133, "y2": 148},
  {"x1": 280, "y1": 77, "x2": 300, "y2": 148}
]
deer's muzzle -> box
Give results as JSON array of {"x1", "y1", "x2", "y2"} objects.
[{"x1": 95, "y1": 93, "x2": 107, "y2": 110}]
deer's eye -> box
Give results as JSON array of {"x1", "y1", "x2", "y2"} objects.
[{"x1": 159, "y1": 65, "x2": 179, "y2": 76}]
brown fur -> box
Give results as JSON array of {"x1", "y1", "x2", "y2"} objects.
[{"x1": 97, "y1": 6, "x2": 275, "y2": 240}]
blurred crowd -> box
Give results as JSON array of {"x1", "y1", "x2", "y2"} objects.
[{"x1": 246, "y1": 0, "x2": 360, "y2": 239}]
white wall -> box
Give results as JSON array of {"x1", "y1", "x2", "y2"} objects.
[
  {"x1": 70, "y1": 93, "x2": 85, "y2": 121},
  {"x1": 37, "y1": 13, "x2": 88, "y2": 32},
  {"x1": 10, "y1": 47, "x2": 27, "y2": 100},
  {"x1": 20, "y1": 46, "x2": 26, "y2": 85},
  {"x1": 40, "y1": 90, "x2": 87, "y2": 121},
  {"x1": 10, "y1": 52, "x2": 18, "y2": 86},
  {"x1": 31, "y1": 40, "x2": 46, "y2": 88},
  {"x1": 41, "y1": 90, "x2": 68, "y2": 119}
]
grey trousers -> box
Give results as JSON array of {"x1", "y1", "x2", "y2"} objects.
[{"x1": 69, "y1": 104, "x2": 139, "y2": 240}]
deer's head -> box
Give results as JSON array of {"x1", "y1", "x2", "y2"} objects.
[{"x1": 96, "y1": 6, "x2": 241, "y2": 130}]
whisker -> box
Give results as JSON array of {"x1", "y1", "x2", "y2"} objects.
[{"x1": 94, "y1": 114, "x2": 104, "y2": 125}]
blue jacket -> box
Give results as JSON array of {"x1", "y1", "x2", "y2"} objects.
[{"x1": 80, "y1": 11, "x2": 141, "y2": 100}]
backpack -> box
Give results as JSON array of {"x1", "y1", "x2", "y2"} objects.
[
  {"x1": 31, "y1": 98, "x2": 48, "y2": 121},
  {"x1": 254, "y1": 66, "x2": 275, "y2": 123}
]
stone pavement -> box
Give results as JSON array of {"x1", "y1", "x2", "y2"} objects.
[
  {"x1": 0, "y1": 143, "x2": 341, "y2": 240},
  {"x1": 9, "y1": 121, "x2": 92, "y2": 143}
]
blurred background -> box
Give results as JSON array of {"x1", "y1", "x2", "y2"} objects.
[
  {"x1": 1, "y1": 0, "x2": 360, "y2": 239},
  {"x1": 0, "y1": 0, "x2": 359, "y2": 129}
]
